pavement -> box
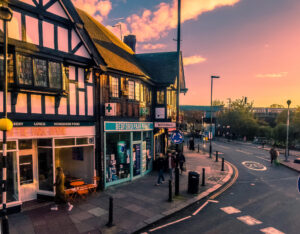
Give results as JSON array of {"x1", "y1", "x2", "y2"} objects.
[{"x1": 9, "y1": 146, "x2": 234, "y2": 234}]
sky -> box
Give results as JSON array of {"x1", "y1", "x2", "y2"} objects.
[{"x1": 72, "y1": 0, "x2": 300, "y2": 108}]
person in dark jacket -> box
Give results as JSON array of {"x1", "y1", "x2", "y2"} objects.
[
  {"x1": 156, "y1": 153, "x2": 165, "y2": 185},
  {"x1": 269, "y1": 145, "x2": 278, "y2": 166},
  {"x1": 189, "y1": 137, "x2": 195, "y2": 151},
  {"x1": 178, "y1": 152, "x2": 186, "y2": 174},
  {"x1": 51, "y1": 167, "x2": 73, "y2": 211}
]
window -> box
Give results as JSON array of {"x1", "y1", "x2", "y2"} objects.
[
  {"x1": 140, "y1": 84, "x2": 144, "y2": 102},
  {"x1": 128, "y1": 81, "x2": 134, "y2": 99},
  {"x1": 33, "y1": 58, "x2": 48, "y2": 87},
  {"x1": 157, "y1": 90, "x2": 164, "y2": 104},
  {"x1": 0, "y1": 54, "x2": 14, "y2": 84},
  {"x1": 135, "y1": 82, "x2": 140, "y2": 101},
  {"x1": 110, "y1": 76, "x2": 119, "y2": 98},
  {"x1": 49, "y1": 61, "x2": 62, "y2": 89},
  {"x1": 20, "y1": 155, "x2": 33, "y2": 185},
  {"x1": 17, "y1": 54, "x2": 33, "y2": 85}
]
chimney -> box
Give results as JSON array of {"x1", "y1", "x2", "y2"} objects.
[{"x1": 123, "y1": 35, "x2": 136, "y2": 52}]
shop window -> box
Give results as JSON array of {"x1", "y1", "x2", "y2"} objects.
[
  {"x1": 106, "y1": 133, "x2": 130, "y2": 183},
  {"x1": 109, "y1": 76, "x2": 119, "y2": 98},
  {"x1": 133, "y1": 132, "x2": 141, "y2": 141},
  {"x1": 19, "y1": 155, "x2": 33, "y2": 185},
  {"x1": 135, "y1": 82, "x2": 140, "y2": 101},
  {"x1": 157, "y1": 90, "x2": 164, "y2": 104},
  {"x1": 38, "y1": 148, "x2": 53, "y2": 191},
  {"x1": 19, "y1": 140, "x2": 32, "y2": 150},
  {"x1": 0, "y1": 141, "x2": 17, "y2": 150},
  {"x1": 37, "y1": 139, "x2": 52, "y2": 147},
  {"x1": 76, "y1": 138, "x2": 88, "y2": 145},
  {"x1": 55, "y1": 138, "x2": 75, "y2": 146},
  {"x1": 128, "y1": 81, "x2": 134, "y2": 100}
]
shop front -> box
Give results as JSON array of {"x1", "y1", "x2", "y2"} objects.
[
  {"x1": 104, "y1": 122, "x2": 154, "y2": 188},
  {"x1": 0, "y1": 123, "x2": 95, "y2": 212}
]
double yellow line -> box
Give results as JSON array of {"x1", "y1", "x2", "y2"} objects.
[{"x1": 209, "y1": 161, "x2": 239, "y2": 200}]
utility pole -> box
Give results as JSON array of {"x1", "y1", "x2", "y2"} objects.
[
  {"x1": 176, "y1": 0, "x2": 181, "y2": 132},
  {"x1": 285, "y1": 100, "x2": 291, "y2": 162}
]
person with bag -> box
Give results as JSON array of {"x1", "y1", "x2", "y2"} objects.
[
  {"x1": 269, "y1": 145, "x2": 278, "y2": 166},
  {"x1": 155, "y1": 153, "x2": 165, "y2": 186}
]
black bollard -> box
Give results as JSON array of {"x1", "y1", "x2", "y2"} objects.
[
  {"x1": 168, "y1": 180, "x2": 173, "y2": 202},
  {"x1": 215, "y1": 151, "x2": 219, "y2": 162},
  {"x1": 106, "y1": 196, "x2": 114, "y2": 227},
  {"x1": 198, "y1": 144, "x2": 200, "y2": 153},
  {"x1": 202, "y1": 168, "x2": 205, "y2": 186},
  {"x1": 221, "y1": 158, "x2": 225, "y2": 171},
  {"x1": 175, "y1": 168, "x2": 180, "y2": 196}
]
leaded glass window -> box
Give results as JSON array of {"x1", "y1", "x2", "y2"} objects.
[
  {"x1": 33, "y1": 58, "x2": 48, "y2": 87},
  {"x1": 17, "y1": 54, "x2": 33, "y2": 85},
  {"x1": 128, "y1": 81, "x2": 134, "y2": 99},
  {"x1": 135, "y1": 82, "x2": 140, "y2": 101},
  {"x1": 110, "y1": 76, "x2": 119, "y2": 98},
  {"x1": 49, "y1": 61, "x2": 62, "y2": 89}
]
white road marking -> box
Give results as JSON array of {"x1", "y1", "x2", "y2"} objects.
[
  {"x1": 148, "y1": 216, "x2": 191, "y2": 232},
  {"x1": 217, "y1": 145, "x2": 230, "y2": 150},
  {"x1": 255, "y1": 156, "x2": 271, "y2": 162},
  {"x1": 207, "y1": 200, "x2": 219, "y2": 203},
  {"x1": 242, "y1": 161, "x2": 267, "y2": 171},
  {"x1": 236, "y1": 149, "x2": 252, "y2": 155},
  {"x1": 220, "y1": 206, "x2": 241, "y2": 214},
  {"x1": 237, "y1": 215, "x2": 263, "y2": 226},
  {"x1": 260, "y1": 227, "x2": 285, "y2": 234},
  {"x1": 192, "y1": 201, "x2": 208, "y2": 216}
]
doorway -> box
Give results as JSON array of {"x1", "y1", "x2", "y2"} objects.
[{"x1": 133, "y1": 143, "x2": 141, "y2": 177}]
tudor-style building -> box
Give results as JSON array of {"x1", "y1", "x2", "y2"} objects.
[{"x1": 0, "y1": 0, "x2": 104, "y2": 212}]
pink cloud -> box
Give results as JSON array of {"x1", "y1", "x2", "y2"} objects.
[
  {"x1": 142, "y1": 43, "x2": 166, "y2": 50},
  {"x1": 183, "y1": 55, "x2": 207, "y2": 66},
  {"x1": 126, "y1": 0, "x2": 240, "y2": 42},
  {"x1": 256, "y1": 72, "x2": 288, "y2": 78}
]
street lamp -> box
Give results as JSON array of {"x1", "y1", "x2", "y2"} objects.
[
  {"x1": 285, "y1": 100, "x2": 291, "y2": 162},
  {"x1": 209, "y1": 75, "x2": 220, "y2": 158},
  {"x1": 0, "y1": 3, "x2": 13, "y2": 234}
]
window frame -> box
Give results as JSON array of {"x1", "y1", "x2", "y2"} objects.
[{"x1": 109, "y1": 75, "x2": 119, "y2": 98}]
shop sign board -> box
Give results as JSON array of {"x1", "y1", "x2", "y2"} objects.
[
  {"x1": 12, "y1": 122, "x2": 94, "y2": 127},
  {"x1": 105, "y1": 103, "x2": 117, "y2": 116},
  {"x1": 155, "y1": 108, "x2": 165, "y2": 119},
  {"x1": 171, "y1": 130, "x2": 184, "y2": 144},
  {"x1": 104, "y1": 122, "x2": 154, "y2": 132},
  {"x1": 154, "y1": 122, "x2": 176, "y2": 128}
]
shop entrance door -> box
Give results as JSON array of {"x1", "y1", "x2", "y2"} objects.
[
  {"x1": 133, "y1": 143, "x2": 141, "y2": 177},
  {"x1": 19, "y1": 147, "x2": 37, "y2": 202}
]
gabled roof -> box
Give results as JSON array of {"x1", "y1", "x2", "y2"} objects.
[
  {"x1": 76, "y1": 9, "x2": 148, "y2": 77},
  {"x1": 136, "y1": 52, "x2": 186, "y2": 92}
]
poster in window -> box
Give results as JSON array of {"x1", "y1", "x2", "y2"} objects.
[
  {"x1": 33, "y1": 58, "x2": 48, "y2": 87},
  {"x1": 49, "y1": 61, "x2": 62, "y2": 89},
  {"x1": 17, "y1": 54, "x2": 33, "y2": 85}
]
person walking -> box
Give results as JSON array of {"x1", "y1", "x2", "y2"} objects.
[
  {"x1": 167, "y1": 151, "x2": 176, "y2": 180},
  {"x1": 156, "y1": 153, "x2": 165, "y2": 185},
  {"x1": 178, "y1": 151, "x2": 186, "y2": 174},
  {"x1": 269, "y1": 145, "x2": 278, "y2": 166},
  {"x1": 189, "y1": 137, "x2": 195, "y2": 151},
  {"x1": 51, "y1": 167, "x2": 73, "y2": 211}
]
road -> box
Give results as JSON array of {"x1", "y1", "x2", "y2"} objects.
[{"x1": 141, "y1": 140, "x2": 300, "y2": 234}]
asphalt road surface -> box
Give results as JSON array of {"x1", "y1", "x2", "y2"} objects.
[{"x1": 141, "y1": 140, "x2": 300, "y2": 234}]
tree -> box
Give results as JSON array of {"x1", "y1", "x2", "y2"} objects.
[
  {"x1": 269, "y1": 104, "x2": 284, "y2": 108},
  {"x1": 212, "y1": 100, "x2": 225, "y2": 107}
]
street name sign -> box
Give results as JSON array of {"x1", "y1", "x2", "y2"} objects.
[{"x1": 154, "y1": 122, "x2": 176, "y2": 128}]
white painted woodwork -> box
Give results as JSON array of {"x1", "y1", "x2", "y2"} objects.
[
  {"x1": 43, "y1": 21, "x2": 54, "y2": 49},
  {"x1": 87, "y1": 86, "x2": 94, "y2": 116},
  {"x1": 74, "y1": 45, "x2": 91, "y2": 59},
  {"x1": 16, "y1": 93, "x2": 28, "y2": 113},
  {"x1": 45, "y1": 96, "x2": 55, "y2": 114},
  {"x1": 69, "y1": 83, "x2": 76, "y2": 115},
  {"x1": 8, "y1": 11, "x2": 22, "y2": 41},
  {"x1": 69, "y1": 66, "x2": 75, "y2": 80},
  {"x1": 7, "y1": 92, "x2": 11, "y2": 113},
  {"x1": 25, "y1": 16, "x2": 39, "y2": 45},
  {"x1": 78, "y1": 68, "x2": 85, "y2": 88},
  {"x1": 79, "y1": 91, "x2": 85, "y2": 116},
  {"x1": 47, "y1": 1, "x2": 68, "y2": 19},
  {"x1": 57, "y1": 26, "x2": 69, "y2": 52},
  {"x1": 31, "y1": 95, "x2": 42, "y2": 114},
  {"x1": 58, "y1": 97, "x2": 67, "y2": 115},
  {"x1": 71, "y1": 29, "x2": 81, "y2": 50},
  {"x1": 19, "y1": 0, "x2": 36, "y2": 7}
]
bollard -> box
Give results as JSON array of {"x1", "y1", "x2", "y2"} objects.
[
  {"x1": 215, "y1": 151, "x2": 219, "y2": 162},
  {"x1": 175, "y1": 168, "x2": 180, "y2": 196},
  {"x1": 106, "y1": 196, "x2": 114, "y2": 227},
  {"x1": 221, "y1": 158, "x2": 225, "y2": 171},
  {"x1": 202, "y1": 168, "x2": 205, "y2": 186},
  {"x1": 198, "y1": 144, "x2": 200, "y2": 153},
  {"x1": 2, "y1": 215, "x2": 9, "y2": 234},
  {"x1": 168, "y1": 180, "x2": 173, "y2": 202}
]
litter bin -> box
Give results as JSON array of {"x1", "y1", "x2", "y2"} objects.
[{"x1": 188, "y1": 171, "x2": 200, "y2": 194}]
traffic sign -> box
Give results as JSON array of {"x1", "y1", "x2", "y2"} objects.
[{"x1": 171, "y1": 130, "x2": 184, "y2": 144}]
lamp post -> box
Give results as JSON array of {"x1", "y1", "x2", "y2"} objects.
[
  {"x1": 209, "y1": 75, "x2": 220, "y2": 158},
  {"x1": 285, "y1": 100, "x2": 291, "y2": 162},
  {"x1": 0, "y1": 3, "x2": 13, "y2": 234}
]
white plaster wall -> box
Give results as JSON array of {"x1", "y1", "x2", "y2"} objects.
[
  {"x1": 16, "y1": 93, "x2": 27, "y2": 113},
  {"x1": 87, "y1": 86, "x2": 94, "y2": 116},
  {"x1": 43, "y1": 21, "x2": 54, "y2": 49},
  {"x1": 8, "y1": 11, "x2": 22, "y2": 41},
  {"x1": 71, "y1": 29, "x2": 81, "y2": 50},
  {"x1": 58, "y1": 97, "x2": 67, "y2": 115},
  {"x1": 47, "y1": 2, "x2": 68, "y2": 19},
  {"x1": 58, "y1": 26, "x2": 69, "y2": 52},
  {"x1": 79, "y1": 91, "x2": 85, "y2": 116},
  {"x1": 31, "y1": 95, "x2": 42, "y2": 114},
  {"x1": 45, "y1": 96, "x2": 55, "y2": 114},
  {"x1": 26, "y1": 16, "x2": 39, "y2": 45},
  {"x1": 43, "y1": 0, "x2": 51, "y2": 5},
  {"x1": 69, "y1": 83, "x2": 76, "y2": 115},
  {"x1": 19, "y1": 0, "x2": 36, "y2": 7},
  {"x1": 74, "y1": 45, "x2": 91, "y2": 59},
  {"x1": 87, "y1": 71, "x2": 93, "y2": 83},
  {"x1": 69, "y1": 66, "x2": 76, "y2": 81},
  {"x1": 78, "y1": 68, "x2": 85, "y2": 88}
]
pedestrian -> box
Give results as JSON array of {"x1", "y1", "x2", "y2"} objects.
[
  {"x1": 189, "y1": 137, "x2": 195, "y2": 151},
  {"x1": 155, "y1": 153, "x2": 165, "y2": 186},
  {"x1": 167, "y1": 151, "x2": 176, "y2": 180},
  {"x1": 51, "y1": 167, "x2": 73, "y2": 211},
  {"x1": 178, "y1": 151, "x2": 186, "y2": 174},
  {"x1": 269, "y1": 145, "x2": 278, "y2": 166}
]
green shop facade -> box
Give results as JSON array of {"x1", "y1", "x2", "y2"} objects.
[{"x1": 104, "y1": 122, "x2": 153, "y2": 188}]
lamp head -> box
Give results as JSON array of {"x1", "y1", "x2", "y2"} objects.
[
  {"x1": 0, "y1": 5, "x2": 13, "y2": 21},
  {"x1": 287, "y1": 100, "x2": 291, "y2": 106},
  {"x1": 211, "y1": 75, "x2": 220, "y2": 79}
]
